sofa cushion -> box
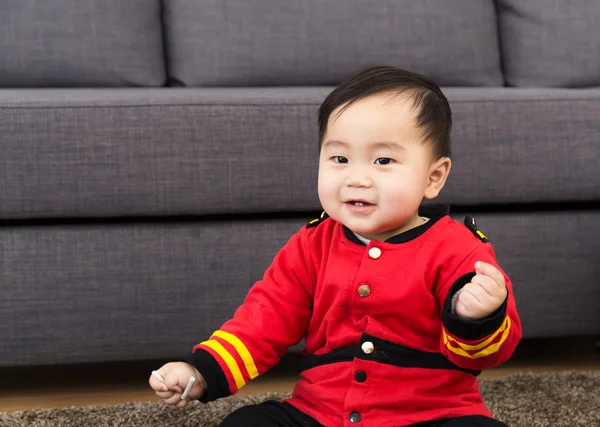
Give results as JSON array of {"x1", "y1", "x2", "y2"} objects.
[
  {"x1": 497, "y1": 0, "x2": 600, "y2": 87},
  {"x1": 1, "y1": 212, "x2": 598, "y2": 365},
  {"x1": 1, "y1": 87, "x2": 600, "y2": 219},
  {"x1": 0, "y1": 0, "x2": 165, "y2": 87},
  {"x1": 164, "y1": 0, "x2": 503, "y2": 87}
]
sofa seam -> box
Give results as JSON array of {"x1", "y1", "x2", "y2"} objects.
[{"x1": 0, "y1": 98, "x2": 599, "y2": 110}]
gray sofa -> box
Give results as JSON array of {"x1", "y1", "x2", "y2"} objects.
[{"x1": 1, "y1": 0, "x2": 599, "y2": 368}]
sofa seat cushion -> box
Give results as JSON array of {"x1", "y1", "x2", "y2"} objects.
[{"x1": 1, "y1": 211, "x2": 598, "y2": 366}]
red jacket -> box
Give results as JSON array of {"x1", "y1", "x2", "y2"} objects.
[{"x1": 185, "y1": 206, "x2": 522, "y2": 426}]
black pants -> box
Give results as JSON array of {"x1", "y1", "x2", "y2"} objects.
[{"x1": 220, "y1": 400, "x2": 508, "y2": 427}]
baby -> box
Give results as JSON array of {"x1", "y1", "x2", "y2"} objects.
[{"x1": 149, "y1": 65, "x2": 521, "y2": 427}]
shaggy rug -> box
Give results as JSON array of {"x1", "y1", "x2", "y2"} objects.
[{"x1": 1, "y1": 371, "x2": 598, "y2": 427}]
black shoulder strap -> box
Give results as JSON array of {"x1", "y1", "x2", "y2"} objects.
[
  {"x1": 464, "y1": 216, "x2": 489, "y2": 243},
  {"x1": 306, "y1": 211, "x2": 328, "y2": 228}
]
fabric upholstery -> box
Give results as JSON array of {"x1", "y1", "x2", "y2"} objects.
[
  {"x1": 2, "y1": 88, "x2": 600, "y2": 219},
  {"x1": 497, "y1": 0, "x2": 600, "y2": 87},
  {"x1": 0, "y1": 0, "x2": 165, "y2": 87},
  {"x1": 1, "y1": 211, "x2": 597, "y2": 366},
  {"x1": 164, "y1": 0, "x2": 503, "y2": 87}
]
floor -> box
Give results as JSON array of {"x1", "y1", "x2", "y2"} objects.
[{"x1": 1, "y1": 336, "x2": 598, "y2": 412}]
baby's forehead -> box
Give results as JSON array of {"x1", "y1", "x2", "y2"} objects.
[
  {"x1": 328, "y1": 105, "x2": 420, "y2": 140},
  {"x1": 331, "y1": 93, "x2": 420, "y2": 129}
]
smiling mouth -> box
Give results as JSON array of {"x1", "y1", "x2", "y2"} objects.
[{"x1": 346, "y1": 200, "x2": 374, "y2": 206}]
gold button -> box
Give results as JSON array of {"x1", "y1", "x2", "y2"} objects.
[
  {"x1": 358, "y1": 285, "x2": 371, "y2": 297},
  {"x1": 368, "y1": 247, "x2": 381, "y2": 259},
  {"x1": 361, "y1": 341, "x2": 374, "y2": 354}
]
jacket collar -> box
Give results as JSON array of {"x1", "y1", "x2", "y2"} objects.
[{"x1": 343, "y1": 205, "x2": 450, "y2": 245}]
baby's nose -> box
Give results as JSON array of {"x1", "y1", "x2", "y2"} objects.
[{"x1": 345, "y1": 173, "x2": 372, "y2": 188}]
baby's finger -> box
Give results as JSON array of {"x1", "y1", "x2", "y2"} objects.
[
  {"x1": 155, "y1": 390, "x2": 175, "y2": 399},
  {"x1": 174, "y1": 398, "x2": 189, "y2": 409},
  {"x1": 475, "y1": 262, "x2": 505, "y2": 287},
  {"x1": 471, "y1": 274, "x2": 498, "y2": 298},
  {"x1": 459, "y1": 286, "x2": 484, "y2": 308},
  {"x1": 164, "y1": 393, "x2": 182, "y2": 406},
  {"x1": 163, "y1": 375, "x2": 184, "y2": 394},
  {"x1": 148, "y1": 376, "x2": 168, "y2": 392}
]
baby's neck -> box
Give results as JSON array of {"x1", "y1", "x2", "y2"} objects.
[{"x1": 353, "y1": 216, "x2": 429, "y2": 243}]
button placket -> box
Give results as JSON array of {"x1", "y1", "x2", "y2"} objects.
[{"x1": 347, "y1": 345, "x2": 370, "y2": 425}]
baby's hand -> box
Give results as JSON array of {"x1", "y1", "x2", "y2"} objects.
[
  {"x1": 455, "y1": 261, "x2": 507, "y2": 321},
  {"x1": 149, "y1": 362, "x2": 206, "y2": 408}
]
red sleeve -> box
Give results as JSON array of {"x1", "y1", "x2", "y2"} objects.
[
  {"x1": 183, "y1": 226, "x2": 314, "y2": 401},
  {"x1": 434, "y1": 240, "x2": 522, "y2": 371}
]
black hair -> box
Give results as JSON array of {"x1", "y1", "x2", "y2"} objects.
[{"x1": 318, "y1": 65, "x2": 452, "y2": 159}]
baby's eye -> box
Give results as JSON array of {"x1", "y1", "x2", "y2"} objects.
[
  {"x1": 375, "y1": 157, "x2": 393, "y2": 165},
  {"x1": 332, "y1": 156, "x2": 348, "y2": 164}
]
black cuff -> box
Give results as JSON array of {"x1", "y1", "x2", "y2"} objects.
[
  {"x1": 442, "y1": 272, "x2": 508, "y2": 341},
  {"x1": 181, "y1": 349, "x2": 231, "y2": 403}
]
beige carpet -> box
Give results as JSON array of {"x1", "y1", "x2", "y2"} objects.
[{"x1": 1, "y1": 371, "x2": 598, "y2": 427}]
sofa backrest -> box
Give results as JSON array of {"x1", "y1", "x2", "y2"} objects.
[
  {"x1": 163, "y1": 0, "x2": 503, "y2": 87},
  {"x1": 0, "y1": 0, "x2": 598, "y2": 88},
  {"x1": 0, "y1": 0, "x2": 165, "y2": 87},
  {"x1": 497, "y1": 0, "x2": 600, "y2": 88}
]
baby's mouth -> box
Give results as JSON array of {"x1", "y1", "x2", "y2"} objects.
[{"x1": 346, "y1": 200, "x2": 375, "y2": 206}]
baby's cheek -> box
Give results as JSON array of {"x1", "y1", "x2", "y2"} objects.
[
  {"x1": 384, "y1": 184, "x2": 414, "y2": 208},
  {"x1": 317, "y1": 183, "x2": 340, "y2": 220},
  {"x1": 384, "y1": 186, "x2": 423, "y2": 219},
  {"x1": 317, "y1": 180, "x2": 332, "y2": 202},
  {"x1": 318, "y1": 183, "x2": 334, "y2": 201}
]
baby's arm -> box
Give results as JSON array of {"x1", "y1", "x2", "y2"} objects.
[
  {"x1": 435, "y1": 242, "x2": 522, "y2": 371},
  {"x1": 182, "y1": 226, "x2": 315, "y2": 402}
]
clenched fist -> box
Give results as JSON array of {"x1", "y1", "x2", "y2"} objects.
[
  {"x1": 149, "y1": 362, "x2": 207, "y2": 408},
  {"x1": 455, "y1": 261, "x2": 507, "y2": 321}
]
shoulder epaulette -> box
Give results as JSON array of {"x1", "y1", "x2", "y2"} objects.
[
  {"x1": 306, "y1": 211, "x2": 328, "y2": 228},
  {"x1": 464, "y1": 215, "x2": 489, "y2": 243}
]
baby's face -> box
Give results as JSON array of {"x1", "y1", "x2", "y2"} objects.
[{"x1": 318, "y1": 92, "x2": 437, "y2": 241}]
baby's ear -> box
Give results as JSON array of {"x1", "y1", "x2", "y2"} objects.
[{"x1": 424, "y1": 157, "x2": 451, "y2": 199}]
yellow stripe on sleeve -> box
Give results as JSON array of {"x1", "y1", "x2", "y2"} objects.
[
  {"x1": 200, "y1": 340, "x2": 246, "y2": 389},
  {"x1": 443, "y1": 317, "x2": 512, "y2": 359},
  {"x1": 212, "y1": 330, "x2": 259, "y2": 379},
  {"x1": 445, "y1": 317, "x2": 510, "y2": 351}
]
